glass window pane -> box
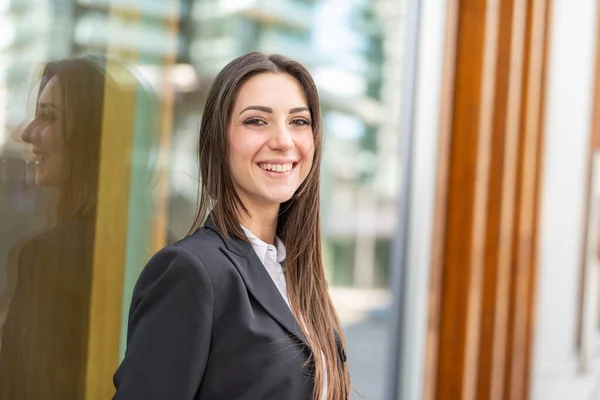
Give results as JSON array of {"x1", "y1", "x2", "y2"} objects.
[{"x1": 0, "y1": 1, "x2": 408, "y2": 398}]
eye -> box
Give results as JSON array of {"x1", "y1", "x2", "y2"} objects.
[
  {"x1": 291, "y1": 118, "x2": 311, "y2": 127},
  {"x1": 37, "y1": 109, "x2": 56, "y2": 122},
  {"x1": 243, "y1": 117, "x2": 267, "y2": 126}
]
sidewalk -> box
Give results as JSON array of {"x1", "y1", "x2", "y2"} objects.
[
  {"x1": 532, "y1": 359, "x2": 600, "y2": 400},
  {"x1": 330, "y1": 288, "x2": 600, "y2": 400},
  {"x1": 330, "y1": 287, "x2": 392, "y2": 400}
]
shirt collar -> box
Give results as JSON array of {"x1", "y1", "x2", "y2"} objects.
[{"x1": 241, "y1": 225, "x2": 286, "y2": 264}]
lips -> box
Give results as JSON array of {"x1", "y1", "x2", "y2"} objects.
[{"x1": 33, "y1": 151, "x2": 49, "y2": 165}]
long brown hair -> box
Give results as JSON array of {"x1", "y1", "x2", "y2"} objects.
[
  {"x1": 29, "y1": 56, "x2": 158, "y2": 227},
  {"x1": 35, "y1": 57, "x2": 107, "y2": 223},
  {"x1": 189, "y1": 52, "x2": 350, "y2": 399}
]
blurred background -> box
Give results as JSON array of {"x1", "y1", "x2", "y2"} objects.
[{"x1": 1, "y1": 0, "x2": 600, "y2": 399}]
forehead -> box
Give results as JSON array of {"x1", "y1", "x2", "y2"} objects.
[
  {"x1": 234, "y1": 72, "x2": 308, "y2": 109},
  {"x1": 38, "y1": 76, "x2": 62, "y2": 105}
]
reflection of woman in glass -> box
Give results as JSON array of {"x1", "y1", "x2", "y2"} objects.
[
  {"x1": 0, "y1": 55, "x2": 156, "y2": 399},
  {"x1": 114, "y1": 52, "x2": 350, "y2": 400}
]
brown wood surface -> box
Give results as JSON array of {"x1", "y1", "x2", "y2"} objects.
[
  {"x1": 507, "y1": 1, "x2": 550, "y2": 398},
  {"x1": 84, "y1": 58, "x2": 141, "y2": 399},
  {"x1": 424, "y1": 0, "x2": 551, "y2": 399},
  {"x1": 422, "y1": 1, "x2": 460, "y2": 399},
  {"x1": 152, "y1": 6, "x2": 179, "y2": 252}
]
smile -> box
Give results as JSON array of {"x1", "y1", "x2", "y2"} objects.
[
  {"x1": 35, "y1": 153, "x2": 49, "y2": 164},
  {"x1": 258, "y1": 162, "x2": 295, "y2": 173}
]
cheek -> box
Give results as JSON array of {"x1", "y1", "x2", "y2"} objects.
[
  {"x1": 227, "y1": 148, "x2": 244, "y2": 181},
  {"x1": 228, "y1": 140, "x2": 256, "y2": 182},
  {"x1": 298, "y1": 134, "x2": 315, "y2": 166},
  {"x1": 44, "y1": 125, "x2": 63, "y2": 149},
  {"x1": 229, "y1": 129, "x2": 269, "y2": 167},
  {"x1": 229, "y1": 128, "x2": 257, "y2": 156},
  {"x1": 229, "y1": 139, "x2": 251, "y2": 164}
]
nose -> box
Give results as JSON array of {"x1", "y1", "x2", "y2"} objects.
[
  {"x1": 268, "y1": 123, "x2": 294, "y2": 152},
  {"x1": 10, "y1": 120, "x2": 30, "y2": 144},
  {"x1": 21, "y1": 120, "x2": 36, "y2": 144}
]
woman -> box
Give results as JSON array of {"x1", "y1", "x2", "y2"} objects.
[
  {"x1": 113, "y1": 52, "x2": 350, "y2": 399},
  {"x1": 0, "y1": 55, "x2": 157, "y2": 399}
]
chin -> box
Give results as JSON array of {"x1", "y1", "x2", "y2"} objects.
[
  {"x1": 24, "y1": 171, "x2": 37, "y2": 187},
  {"x1": 263, "y1": 191, "x2": 297, "y2": 205},
  {"x1": 265, "y1": 196, "x2": 292, "y2": 206}
]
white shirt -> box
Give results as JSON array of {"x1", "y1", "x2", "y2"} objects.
[
  {"x1": 241, "y1": 226, "x2": 289, "y2": 306},
  {"x1": 241, "y1": 226, "x2": 328, "y2": 399}
]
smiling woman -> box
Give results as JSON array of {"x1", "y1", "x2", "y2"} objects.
[
  {"x1": 113, "y1": 52, "x2": 350, "y2": 400},
  {"x1": 22, "y1": 58, "x2": 107, "y2": 221},
  {"x1": 21, "y1": 77, "x2": 65, "y2": 187},
  {"x1": 228, "y1": 73, "x2": 315, "y2": 216}
]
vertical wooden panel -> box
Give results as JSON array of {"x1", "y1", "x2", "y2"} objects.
[
  {"x1": 433, "y1": 0, "x2": 498, "y2": 397},
  {"x1": 424, "y1": 0, "x2": 551, "y2": 399},
  {"x1": 462, "y1": 1, "x2": 500, "y2": 399},
  {"x1": 591, "y1": 0, "x2": 600, "y2": 152},
  {"x1": 423, "y1": 1, "x2": 460, "y2": 399},
  {"x1": 507, "y1": 1, "x2": 550, "y2": 398},
  {"x1": 84, "y1": 6, "x2": 142, "y2": 399},
  {"x1": 151, "y1": 1, "x2": 180, "y2": 252},
  {"x1": 85, "y1": 59, "x2": 139, "y2": 399},
  {"x1": 478, "y1": 1, "x2": 526, "y2": 399}
]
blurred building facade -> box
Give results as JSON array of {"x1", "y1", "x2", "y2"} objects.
[
  {"x1": 10, "y1": 1, "x2": 600, "y2": 399},
  {"x1": 0, "y1": 1, "x2": 405, "y2": 399}
]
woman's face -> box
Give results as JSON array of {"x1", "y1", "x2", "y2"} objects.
[
  {"x1": 228, "y1": 72, "x2": 315, "y2": 212},
  {"x1": 21, "y1": 76, "x2": 65, "y2": 187}
]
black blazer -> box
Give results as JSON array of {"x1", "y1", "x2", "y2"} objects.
[
  {"x1": 113, "y1": 217, "x2": 346, "y2": 400},
  {"x1": 0, "y1": 221, "x2": 94, "y2": 400}
]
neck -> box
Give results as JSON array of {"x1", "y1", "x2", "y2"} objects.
[{"x1": 238, "y1": 200, "x2": 279, "y2": 245}]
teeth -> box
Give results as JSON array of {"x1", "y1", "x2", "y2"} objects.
[{"x1": 259, "y1": 162, "x2": 293, "y2": 172}]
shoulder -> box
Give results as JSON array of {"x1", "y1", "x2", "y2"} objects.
[
  {"x1": 173, "y1": 226, "x2": 225, "y2": 257},
  {"x1": 137, "y1": 227, "x2": 227, "y2": 288},
  {"x1": 168, "y1": 226, "x2": 231, "y2": 270},
  {"x1": 130, "y1": 237, "x2": 214, "y2": 312},
  {"x1": 15, "y1": 221, "x2": 94, "y2": 253}
]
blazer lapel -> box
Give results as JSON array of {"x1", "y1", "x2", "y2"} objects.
[{"x1": 204, "y1": 217, "x2": 310, "y2": 351}]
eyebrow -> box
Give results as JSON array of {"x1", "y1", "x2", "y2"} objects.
[
  {"x1": 38, "y1": 102, "x2": 61, "y2": 111},
  {"x1": 239, "y1": 105, "x2": 310, "y2": 115}
]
